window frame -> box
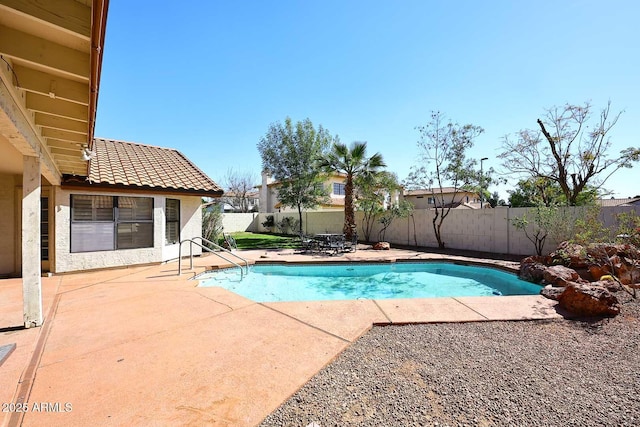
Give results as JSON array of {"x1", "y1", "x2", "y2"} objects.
[
  {"x1": 70, "y1": 194, "x2": 154, "y2": 253},
  {"x1": 165, "y1": 198, "x2": 181, "y2": 245},
  {"x1": 333, "y1": 182, "x2": 346, "y2": 196}
]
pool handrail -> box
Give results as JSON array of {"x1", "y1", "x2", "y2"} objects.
[{"x1": 178, "y1": 237, "x2": 249, "y2": 278}]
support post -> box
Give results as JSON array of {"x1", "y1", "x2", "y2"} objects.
[{"x1": 22, "y1": 156, "x2": 42, "y2": 328}]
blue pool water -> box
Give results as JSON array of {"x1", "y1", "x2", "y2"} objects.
[{"x1": 197, "y1": 262, "x2": 540, "y2": 302}]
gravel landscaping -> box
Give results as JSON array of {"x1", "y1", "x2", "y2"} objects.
[{"x1": 261, "y1": 292, "x2": 640, "y2": 427}]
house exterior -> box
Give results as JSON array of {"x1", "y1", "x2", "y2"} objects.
[
  {"x1": 55, "y1": 138, "x2": 223, "y2": 272},
  {"x1": 402, "y1": 187, "x2": 484, "y2": 209},
  {"x1": 220, "y1": 190, "x2": 260, "y2": 212},
  {"x1": 258, "y1": 171, "x2": 346, "y2": 213},
  {"x1": 0, "y1": 1, "x2": 222, "y2": 327}
]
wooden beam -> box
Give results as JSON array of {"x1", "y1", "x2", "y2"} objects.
[
  {"x1": 42, "y1": 128, "x2": 86, "y2": 143},
  {"x1": 0, "y1": 25, "x2": 90, "y2": 81},
  {"x1": 54, "y1": 157, "x2": 87, "y2": 175},
  {"x1": 46, "y1": 138, "x2": 83, "y2": 150},
  {"x1": 35, "y1": 113, "x2": 86, "y2": 133},
  {"x1": 50, "y1": 145, "x2": 81, "y2": 156},
  {"x1": 0, "y1": 78, "x2": 60, "y2": 184},
  {"x1": 13, "y1": 65, "x2": 89, "y2": 105},
  {"x1": 0, "y1": 0, "x2": 91, "y2": 38},
  {"x1": 26, "y1": 92, "x2": 88, "y2": 122},
  {"x1": 53, "y1": 151, "x2": 84, "y2": 160}
]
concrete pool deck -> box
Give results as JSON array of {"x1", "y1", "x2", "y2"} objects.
[{"x1": 1, "y1": 247, "x2": 564, "y2": 426}]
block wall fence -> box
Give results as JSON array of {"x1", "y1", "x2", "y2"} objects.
[{"x1": 221, "y1": 206, "x2": 640, "y2": 256}]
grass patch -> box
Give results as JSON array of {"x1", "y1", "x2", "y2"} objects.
[{"x1": 229, "y1": 232, "x2": 301, "y2": 250}]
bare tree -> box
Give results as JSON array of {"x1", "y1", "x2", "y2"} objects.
[
  {"x1": 222, "y1": 169, "x2": 258, "y2": 212},
  {"x1": 404, "y1": 111, "x2": 483, "y2": 249},
  {"x1": 500, "y1": 102, "x2": 640, "y2": 206}
]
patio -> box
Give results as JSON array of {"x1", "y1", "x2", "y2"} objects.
[{"x1": 0, "y1": 247, "x2": 563, "y2": 426}]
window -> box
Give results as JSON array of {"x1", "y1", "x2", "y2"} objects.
[
  {"x1": 165, "y1": 199, "x2": 180, "y2": 244},
  {"x1": 427, "y1": 197, "x2": 435, "y2": 204},
  {"x1": 333, "y1": 183, "x2": 346, "y2": 196},
  {"x1": 71, "y1": 195, "x2": 153, "y2": 252}
]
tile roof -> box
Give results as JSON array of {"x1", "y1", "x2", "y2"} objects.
[
  {"x1": 73, "y1": 138, "x2": 223, "y2": 196},
  {"x1": 404, "y1": 187, "x2": 477, "y2": 197}
]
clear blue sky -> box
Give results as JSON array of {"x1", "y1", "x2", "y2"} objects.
[{"x1": 95, "y1": 0, "x2": 640, "y2": 199}]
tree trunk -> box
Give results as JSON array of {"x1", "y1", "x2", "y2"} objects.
[
  {"x1": 432, "y1": 209, "x2": 445, "y2": 249},
  {"x1": 343, "y1": 174, "x2": 355, "y2": 240},
  {"x1": 297, "y1": 204, "x2": 304, "y2": 235}
]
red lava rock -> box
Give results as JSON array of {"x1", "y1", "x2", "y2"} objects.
[
  {"x1": 550, "y1": 242, "x2": 589, "y2": 268},
  {"x1": 519, "y1": 257, "x2": 548, "y2": 283},
  {"x1": 558, "y1": 283, "x2": 620, "y2": 317},
  {"x1": 540, "y1": 286, "x2": 564, "y2": 301},
  {"x1": 542, "y1": 265, "x2": 585, "y2": 287},
  {"x1": 372, "y1": 242, "x2": 390, "y2": 250}
]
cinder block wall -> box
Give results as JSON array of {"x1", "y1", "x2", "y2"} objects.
[{"x1": 226, "y1": 205, "x2": 640, "y2": 256}]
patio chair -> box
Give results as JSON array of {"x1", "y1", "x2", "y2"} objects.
[
  {"x1": 343, "y1": 232, "x2": 358, "y2": 252},
  {"x1": 300, "y1": 233, "x2": 320, "y2": 253},
  {"x1": 327, "y1": 234, "x2": 345, "y2": 255}
]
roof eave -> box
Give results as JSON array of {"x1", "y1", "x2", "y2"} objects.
[{"x1": 61, "y1": 176, "x2": 223, "y2": 198}]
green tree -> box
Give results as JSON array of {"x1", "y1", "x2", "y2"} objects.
[
  {"x1": 355, "y1": 171, "x2": 402, "y2": 242},
  {"x1": 404, "y1": 111, "x2": 483, "y2": 248},
  {"x1": 257, "y1": 117, "x2": 334, "y2": 234},
  {"x1": 510, "y1": 206, "x2": 557, "y2": 256},
  {"x1": 202, "y1": 203, "x2": 223, "y2": 249},
  {"x1": 500, "y1": 101, "x2": 640, "y2": 206},
  {"x1": 487, "y1": 191, "x2": 507, "y2": 208},
  {"x1": 378, "y1": 200, "x2": 413, "y2": 242},
  {"x1": 319, "y1": 141, "x2": 386, "y2": 240},
  {"x1": 508, "y1": 177, "x2": 598, "y2": 207}
]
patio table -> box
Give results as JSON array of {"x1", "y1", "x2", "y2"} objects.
[{"x1": 314, "y1": 234, "x2": 345, "y2": 255}]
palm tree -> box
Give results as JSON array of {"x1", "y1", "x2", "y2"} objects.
[{"x1": 319, "y1": 141, "x2": 386, "y2": 241}]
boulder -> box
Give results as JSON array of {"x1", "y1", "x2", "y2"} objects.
[
  {"x1": 542, "y1": 265, "x2": 585, "y2": 287},
  {"x1": 540, "y1": 285, "x2": 564, "y2": 301},
  {"x1": 519, "y1": 256, "x2": 548, "y2": 283},
  {"x1": 587, "y1": 264, "x2": 612, "y2": 282},
  {"x1": 586, "y1": 250, "x2": 640, "y2": 285},
  {"x1": 592, "y1": 278, "x2": 623, "y2": 292},
  {"x1": 549, "y1": 242, "x2": 588, "y2": 268},
  {"x1": 373, "y1": 241, "x2": 390, "y2": 250},
  {"x1": 558, "y1": 283, "x2": 620, "y2": 317}
]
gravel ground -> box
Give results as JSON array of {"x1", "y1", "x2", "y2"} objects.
[{"x1": 261, "y1": 293, "x2": 640, "y2": 427}]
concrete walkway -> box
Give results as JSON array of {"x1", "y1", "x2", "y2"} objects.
[{"x1": 0, "y1": 248, "x2": 563, "y2": 426}]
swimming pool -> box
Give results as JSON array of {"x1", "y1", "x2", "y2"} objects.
[{"x1": 197, "y1": 262, "x2": 541, "y2": 302}]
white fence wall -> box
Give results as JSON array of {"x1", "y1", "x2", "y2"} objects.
[
  {"x1": 225, "y1": 205, "x2": 640, "y2": 256},
  {"x1": 221, "y1": 213, "x2": 260, "y2": 233}
]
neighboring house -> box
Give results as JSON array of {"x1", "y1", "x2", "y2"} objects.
[
  {"x1": 0, "y1": 2, "x2": 223, "y2": 327},
  {"x1": 221, "y1": 190, "x2": 260, "y2": 212},
  {"x1": 597, "y1": 197, "x2": 640, "y2": 207},
  {"x1": 258, "y1": 172, "x2": 346, "y2": 213},
  {"x1": 402, "y1": 187, "x2": 485, "y2": 209}
]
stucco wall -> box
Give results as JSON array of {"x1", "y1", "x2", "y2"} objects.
[
  {"x1": 222, "y1": 212, "x2": 260, "y2": 232},
  {"x1": 0, "y1": 174, "x2": 16, "y2": 275},
  {"x1": 54, "y1": 188, "x2": 203, "y2": 273}
]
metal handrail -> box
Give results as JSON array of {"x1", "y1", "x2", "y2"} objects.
[
  {"x1": 191, "y1": 236, "x2": 249, "y2": 274},
  {"x1": 178, "y1": 238, "x2": 249, "y2": 278}
]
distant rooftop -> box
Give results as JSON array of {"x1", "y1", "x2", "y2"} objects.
[
  {"x1": 597, "y1": 197, "x2": 640, "y2": 207},
  {"x1": 404, "y1": 187, "x2": 478, "y2": 196}
]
